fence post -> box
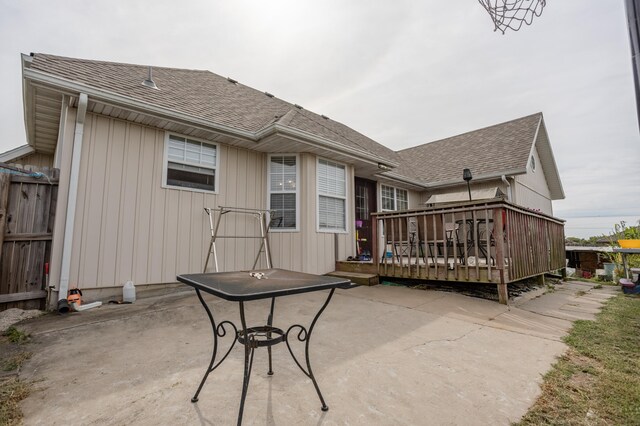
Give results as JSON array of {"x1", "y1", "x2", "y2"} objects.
[
  {"x1": 0, "y1": 173, "x2": 10, "y2": 263},
  {"x1": 493, "y1": 207, "x2": 508, "y2": 304}
]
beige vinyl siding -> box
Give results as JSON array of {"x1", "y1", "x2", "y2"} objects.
[
  {"x1": 513, "y1": 146, "x2": 553, "y2": 215},
  {"x1": 408, "y1": 189, "x2": 421, "y2": 209},
  {"x1": 63, "y1": 113, "x2": 354, "y2": 289},
  {"x1": 8, "y1": 152, "x2": 54, "y2": 169},
  {"x1": 67, "y1": 113, "x2": 267, "y2": 289}
]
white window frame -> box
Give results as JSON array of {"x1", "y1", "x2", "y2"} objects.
[
  {"x1": 380, "y1": 184, "x2": 409, "y2": 211},
  {"x1": 316, "y1": 157, "x2": 348, "y2": 234},
  {"x1": 162, "y1": 132, "x2": 219, "y2": 194},
  {"x1": 267, "y1": 154, "x2": 300, "y2": 232}
]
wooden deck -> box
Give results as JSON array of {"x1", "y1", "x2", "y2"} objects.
[{"x1": 361, "y1": 198, "x2": 565, "y2": 304}]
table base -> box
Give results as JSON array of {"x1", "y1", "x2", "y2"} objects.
[{"x1": 190, "y1": 287, "x2": 336, "y2": 426}]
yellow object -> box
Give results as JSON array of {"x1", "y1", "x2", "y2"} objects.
[{"x1": 618, "y1": 239, "x2": 640, "y2": 249}]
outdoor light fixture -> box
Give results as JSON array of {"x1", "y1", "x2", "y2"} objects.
[{"x1": 463, "y1": 168, "x2": 473, "y2": 201}]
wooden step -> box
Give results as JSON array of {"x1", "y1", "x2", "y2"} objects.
[
  {"x1": 326, "y1": 271, "x2": 379, "y2": 286},
  {"x1": 334, "y1": 260, "x2": 379, "y2": 275}
]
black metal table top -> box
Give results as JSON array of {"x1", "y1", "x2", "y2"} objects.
[{"x1": 177, "y1": 268, "x2": 354, "y2": 301}]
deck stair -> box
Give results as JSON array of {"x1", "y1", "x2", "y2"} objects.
[{"x1": 326, "y1": 270, "x2": 379, "y2": 286}]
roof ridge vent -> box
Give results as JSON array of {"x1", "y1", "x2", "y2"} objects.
[
  {"x1": 141, "y1": 66, "x2": 159, "y2": 90},
  {"x1": 227, "y1": 77, "x2": 238, "y2": 84},
  {"x1": 264, "y1": 92, "x2": 274, "y2": 98},
  {"x1": 294, "y1": 104, "x2": 303, "y2": 109}
]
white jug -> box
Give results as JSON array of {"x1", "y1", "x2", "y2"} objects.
[{"x1": 123, "y1": 281, "x2": 136, "y2": 303}]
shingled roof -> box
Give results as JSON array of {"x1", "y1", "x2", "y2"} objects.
[
  {"x1": 27, "y1": 53, "x2": 400, "y2": 165},
  {"x1": 397, "y1": 113, "x2": 543, "y2": 185}
]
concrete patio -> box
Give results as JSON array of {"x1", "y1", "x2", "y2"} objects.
[{"x1": 17, "y1": 280, "x2": 616, "y2": 425}]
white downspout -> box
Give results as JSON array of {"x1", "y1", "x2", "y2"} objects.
[
  {"x1": 58, "y1": 93, "x2": 88, "y2": 312},
  {"x1": 501, "y1": 174, "x2": 512, "y2": 201}
]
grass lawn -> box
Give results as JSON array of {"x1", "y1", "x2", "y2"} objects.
[
  {"x1": 516, "y1": 294, "x2": 640, "y2": 425},
  {"x1": 0, "y1": 327, "x2": 33, "y2": 426}
]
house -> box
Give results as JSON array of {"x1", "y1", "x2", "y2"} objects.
[
  {"x1": 564, "y1": 246, "x2": 613, "y2": 278},
  {"x1": 3, "y1": 53, "x2": 565, "y2": 308}
]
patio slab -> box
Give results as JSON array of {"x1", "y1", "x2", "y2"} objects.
[{"x1": 16, "y1": 280, "x2": 617, "y2": 425}]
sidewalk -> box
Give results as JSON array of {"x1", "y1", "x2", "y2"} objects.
[{"x1": 17, "y1": 280, "x2": 617, "y2": 425}]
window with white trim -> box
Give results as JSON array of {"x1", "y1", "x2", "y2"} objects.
[
  {"x1": 165, "y1": 134, "x2": 218, "y2": 192},
  {"x1": 268, "y1": 155, "x2": 298, "y2": 230},
  {"x1": 317, "y1": 158, "x2": 347, "y2": 232},
  {"x1": 381, "y1": 184, "x2": 408, "y2": 211}
]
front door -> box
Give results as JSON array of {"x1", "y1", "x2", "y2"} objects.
[{"x1": 354, "y1": 177, "x2": 377, "y2": 258}]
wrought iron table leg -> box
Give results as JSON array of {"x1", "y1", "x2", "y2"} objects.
[
  {"x1": 267, "y1": 297, "x2": 275, "y2": 375},
  {"x1": 237, "y1": 301, "x2": 255, "y2": 426},
  {"x1": 191, "y1": 289, "x2": 238, "y2": 403},
  {"x1": 285, "y1": 288, "x2": 336, "y2": 412}
]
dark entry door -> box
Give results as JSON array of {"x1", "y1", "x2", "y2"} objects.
[{"x1": 354, "y1": 177, "x2": 377, "y2": 258}]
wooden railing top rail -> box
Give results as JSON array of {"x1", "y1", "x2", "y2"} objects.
[{"x1": 371, "y1": 198, "x2": 565, "y2": 226}]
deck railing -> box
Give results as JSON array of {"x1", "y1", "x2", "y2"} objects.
[{"x1": 371, "y1": 198, "x2": 565, "y2": 303}]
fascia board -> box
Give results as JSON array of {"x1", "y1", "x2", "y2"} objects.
[
  {"x1": 528, "y1": 114, "x2": 542, "y2": 163},
  {"x1": 535, "y1": 117, "x2": 566, "y2": 200},
  {"x1": 375, "y1": 172, "x2": 430, "y2": 190},
  {"x1": 0, "y1": 144, "x2": 35, "y2": 162},
  {"x1": 24, "y1": 67, "x2": 403, "y2": 171},
  {"x1": 21, "y1": 54, "x2": 36, "y2": 147},
  {"x1": 422, "y1": 169, "x2": 528, "y2": 189},
  {"x1": 23, "y1": 68, "x2": 258, "y2": 143},
  {"x1": 270, "y1": 123, "x2": 400, "y2": 168}
]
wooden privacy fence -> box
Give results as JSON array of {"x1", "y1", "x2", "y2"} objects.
[
  {"x1": 371, "y1": 198, "x2": 566, "y2": 304},
  {"x1": 0, "y1": 165, "x2": 59, "y2": 311}
]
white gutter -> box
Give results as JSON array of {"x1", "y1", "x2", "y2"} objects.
[
  {"x1": 23, "y1": 68, "x2": 257, "y2": 142},
  {"x1": 0, "y1": 144, "x2": 35, "y2": 163},
  {"x1": 375, "y1": 171, "x2": 430, "y2": 190},
  {"x1": 57, "y1": 92, "x2": 88, "y2": 312},
  {"x1": 501, "y1": 174, "x2": 512, "y2": 201},
  {"x1": 25, "y1": 68, "x2": 402, "y2": 170},
  {"x1": 422, "y1": 168, "x2": 527, "y2": 189},
  {"x1": 270, "y1": 124, "x2": 400, "y2": 168}
]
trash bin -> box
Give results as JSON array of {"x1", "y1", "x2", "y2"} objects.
[{"x1": 603, "y1": 263, "x2": 615, "y2": 281}]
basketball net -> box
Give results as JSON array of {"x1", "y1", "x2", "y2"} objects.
[{"x1": 478, "y1": 0, "x2": 546, "y2": 34}]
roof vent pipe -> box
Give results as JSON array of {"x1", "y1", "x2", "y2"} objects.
[{"x1": 142, "y1": 66, "x2": 158, "y2": 89}]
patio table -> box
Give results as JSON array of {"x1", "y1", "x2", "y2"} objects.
[{"x1": 177, "y1": 268, "x2": 354, "y2": 426}]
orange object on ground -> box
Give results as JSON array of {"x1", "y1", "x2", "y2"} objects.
[{"x1": 67, "y1": 288, "x2": 82, "y2": 306}]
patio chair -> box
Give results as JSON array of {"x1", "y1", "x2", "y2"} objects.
[
  {"x1": 421, "y1": 220, "x2": 456, "y2": 265},
  {"x1": 382, "y1": 217, "x2": 422, "y2": 262}
]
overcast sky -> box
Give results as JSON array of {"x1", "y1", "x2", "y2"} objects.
[{"x1": 1, "y1": 0, "x2": 638, "y2": 238}]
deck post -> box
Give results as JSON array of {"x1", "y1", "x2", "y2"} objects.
[
  {"x1": 372, "y1": 217, "x2": 378, "y2": 274},
  {"x1": 493, "y1": 207, "x2": 508, "y2": 305}
]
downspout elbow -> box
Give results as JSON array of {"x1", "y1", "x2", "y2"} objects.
[{"x1": 501, "y1": 174, "x2": 512, "y2": 201}]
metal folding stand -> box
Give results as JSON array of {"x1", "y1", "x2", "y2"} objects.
[
  {"x1": 203, "y1": 206, "x2": 274, "y2": 273},
  {"x1": 199, "y1": 207, "x2": 280, "y2": 425}
]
